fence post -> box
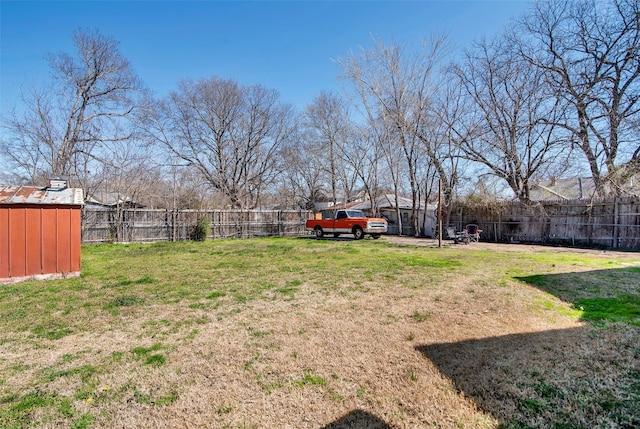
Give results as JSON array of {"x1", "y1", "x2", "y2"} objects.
[{"x1": 613, "y1": 198, "x2": 619, "y2": 249}]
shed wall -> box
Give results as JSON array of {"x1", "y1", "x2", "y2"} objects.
[
  {"x1": 0, "y1": 205, "x2": 81, "y2": 281},
  {"x1": 0, "y1": 208, "x2": 9, "y2": 278}
]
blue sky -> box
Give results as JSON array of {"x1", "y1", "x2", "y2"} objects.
[{"x1": 1, "y1": 1, "x2": 531, "y2": 114}]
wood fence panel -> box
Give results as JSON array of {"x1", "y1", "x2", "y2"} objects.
[
  {"x1": 82, "y1": 208, "x2": 313, "y2": 244},
  {"x1": 451, "y1": 197, "x2": 640, "y2": 250}
]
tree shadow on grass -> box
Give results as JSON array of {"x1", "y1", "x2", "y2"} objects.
[
  {"x1": 320, "y1": 409, "x2": 391, "y2": 429},
  {"x1": 417, "y1": 267, "x2": 640, "y2": 428},
  {"x1": 417, "y1": 327, "x2": 640, "y2": 428}
]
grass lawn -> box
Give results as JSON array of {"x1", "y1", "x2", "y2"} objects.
[{"x1": 0, "y1": 237, "x2": 639, "y2": 428}]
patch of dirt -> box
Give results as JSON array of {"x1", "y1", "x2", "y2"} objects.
[{"x1": 381, "y1": 235, "x2": 640, "y2": 259}]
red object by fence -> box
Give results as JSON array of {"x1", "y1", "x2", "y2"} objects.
[{"x1": 0, "y1": 185, "x2": 83, "y2": 283}]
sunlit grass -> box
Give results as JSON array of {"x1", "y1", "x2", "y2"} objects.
[
  {"x1": 1, "y1": 237, "x2": 636, "y2": 337},
  {"x1": 0, "y1": 237, "x2": 638, "y2": 428}
]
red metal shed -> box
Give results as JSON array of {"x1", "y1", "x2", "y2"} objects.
[{"x1": 0, "y1": 182, "x2": 84, "y2": 283}]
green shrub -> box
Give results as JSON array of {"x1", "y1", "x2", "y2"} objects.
[{"x1": 190, "y1": 216, "x2": 210, "y2": 241}]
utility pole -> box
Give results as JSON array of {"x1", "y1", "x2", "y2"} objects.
[{"x1": 438, "y1": 178, "x2": 442, "y2": 248}]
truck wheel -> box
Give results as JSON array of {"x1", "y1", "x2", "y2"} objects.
[
  {"x1": 353, "y1": 227, "x2": 364, "y2": 240},
  {"x1": 372, "y1": 234, "x2": 381, "y2": 239},
  {"x1": 314, "y1": 226, "x2": 324, "y2": 238}
]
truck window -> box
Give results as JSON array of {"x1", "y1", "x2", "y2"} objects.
[
  {"x1": 346, "y1": 210, "x2": 366, "y2": 218},
  {"x1": 336, "y1": 211, "x2": 346, "y2": 219}
]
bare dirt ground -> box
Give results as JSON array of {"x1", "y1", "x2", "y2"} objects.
[{"x1": 382, "y1": 235, "x2": 640, "y2": 258}]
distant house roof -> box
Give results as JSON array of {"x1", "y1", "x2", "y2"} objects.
[
  {"x1": 529, "y1": 176, "x2": 640, "y2": 201},
  {"x1": 351, "y1": 194, "x2": 431, "y2": 211},
  {"x1": 0, "y1": 185, "x2": 84, "y2": 205},
  {"x1": 86, "y1": 192, "x2": 144, "y2": 208},
  {"x1": 314, "y1": 190, "x2": 367, "y2": 211},
  {"x1": 529, "y1": 177, "x2": 596, "y2": 201}
]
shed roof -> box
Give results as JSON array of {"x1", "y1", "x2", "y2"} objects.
[{"x1": 0, "y1": 185, "x2": 84, "y2": 205}]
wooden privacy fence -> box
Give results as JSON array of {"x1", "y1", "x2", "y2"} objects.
[
  {"x1": 450, "y1": 197, "x2": 640, "y2": 250},
  {"x1": 82, "y1": 208, "x2": 313, "y2": 244},
  {"x1": 81, "y1": 199, "x2": 640, "y2": 249}
]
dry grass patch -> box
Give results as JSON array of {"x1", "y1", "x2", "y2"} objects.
[{"x1": 0, "y1": 237, "x2": 638, "y2": 428}]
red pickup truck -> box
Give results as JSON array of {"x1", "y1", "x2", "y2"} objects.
[{"x1": 306, "y1": 209, "x2": 388, "y2": 240}]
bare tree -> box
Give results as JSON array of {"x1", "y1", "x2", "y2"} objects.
[
  {"x1": 1, "y1": 29, "x2": 144, "y2": 187},
  {"x1": 281, "y1": 99, "x2": 365, "y2": 213},
  {"x1": 454, "y1": 35, "x2": 565, "y2": 201},
  {"x1": 280, "y1": 128, "x2": 328, "y2": 210},
  {"x1": 303, "y1": 92, "x2": 351, "y2": 209},
  {"x1": 143, "y1": 77, "x2": 294, "y2": 209},
  {"x1": 338, "y1": 124, "x2": 384, "y2": 216},
  {"x1": 339, "y1": 36, "x2": 448, "y2": 235},
  {"x1": 520, "y1": 0, "x2": 640, "y2": 196},
  {"x1": 419, "y1": 79, "x2": 468, "y2": 225}
]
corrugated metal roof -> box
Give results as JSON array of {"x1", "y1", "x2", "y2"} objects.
[{"x1": 0, "y1": 185, "x2": 84, "y2": 205}]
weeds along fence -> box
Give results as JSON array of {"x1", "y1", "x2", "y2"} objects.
[
  {"x1": 450, "y1": 197, "x2": 640, "y2": 250},
  {"x1": 82, "y1": 208, "x2": 314, "y2": 244}
]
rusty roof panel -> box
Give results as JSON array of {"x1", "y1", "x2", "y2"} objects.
[{"x1": 0, "y1": 185, "x2": 84, "y2": 205}]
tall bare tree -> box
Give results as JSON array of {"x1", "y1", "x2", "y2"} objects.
[
  {"x1": 338, "y1": 124, "x2": 383, "y2": 216},
  {"x1": 280, "y1": 126, "x2": 328, "y2": 210},
  {"x1": 1, "y1": 29, "x2": 143, "y2": 186},
  {"x1": 339, "y1": 35, "x2": 449, "y2": 235},
  {"x1": 419, "y1": 79, "x2": 468, "y2": 225},
  {"x1": 143, "y1": 77, "x2": 294, "y2": 209},
  {"x1": 520, "y1": 0, "x2": 640, "y2": 196},
  {"x1": 454, "y1": 36, "x2": 565, "y2": 201},
  {"x1": 303, "y1": 92, "x2": 352, "y2": 209}
]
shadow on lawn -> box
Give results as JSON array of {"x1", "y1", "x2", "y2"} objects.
[
  {"x1": 417, "y1": 326, "x2": 640, "y2": 428},
  {"x1": 320, "y1": 409, "x2": 391, "y2": 429},
  {"x1": 418, "y1": 267, "x2": 640, "y2": 428}
]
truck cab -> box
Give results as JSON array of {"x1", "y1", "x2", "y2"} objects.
[{"x1": 305, "y1": 209, "x2": 388, "y2": 240}]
